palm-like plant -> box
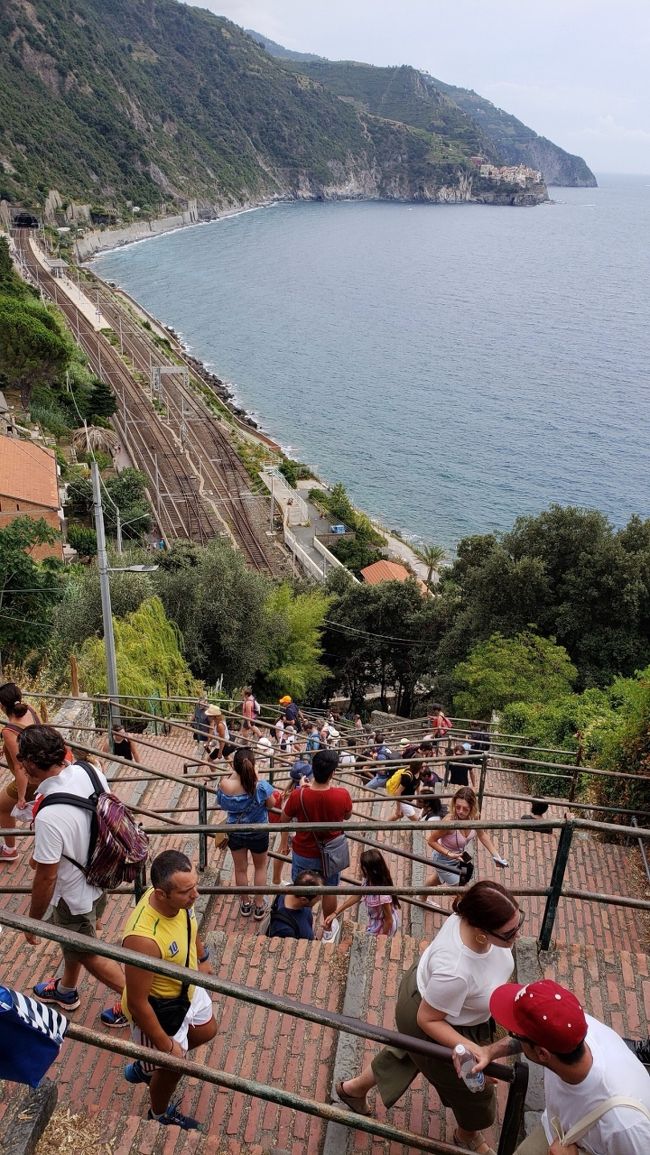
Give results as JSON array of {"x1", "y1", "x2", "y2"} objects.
[
  {"x1": 72, "y1": 425, "x2": 118, "y2": 454},
  {"x1": 419, "y1": 543, "x2": 446, "y2": 586}
]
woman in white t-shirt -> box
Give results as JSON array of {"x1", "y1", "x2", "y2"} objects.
[{"x1": 334, "y1": 881, "x2": 524, "y2": 1155}]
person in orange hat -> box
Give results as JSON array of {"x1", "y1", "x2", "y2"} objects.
[
  {"x1": 458, "y1": 978, "x2": 650, "y2": 1155},
  {"x1": 279, "y1": 695, "x2": 300, "y2": 728}
]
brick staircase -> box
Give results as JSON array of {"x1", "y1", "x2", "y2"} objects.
[{"x1": 0, "y1": 733, "x2": 647, "y2": 1155}]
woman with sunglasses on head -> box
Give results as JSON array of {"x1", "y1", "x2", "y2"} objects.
[
  {"x1": 334, "y1": 881, "x2": 524, "y2": 1155},
  {"x1": 424, "y1": 787, "x2": 508, "y2": 895}
]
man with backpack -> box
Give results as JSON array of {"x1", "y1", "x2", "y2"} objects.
[{"x1": 18, "y1": 725, "x2": 126, "y2": 1012}]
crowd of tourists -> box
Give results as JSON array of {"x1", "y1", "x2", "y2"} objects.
[{"x1": 0, "y1": 681, "x2": 648, "y2": 1151}]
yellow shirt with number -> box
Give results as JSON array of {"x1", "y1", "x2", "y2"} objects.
[{"x1": 120, "y1": 887, "x2": 197, "y2": 1015}]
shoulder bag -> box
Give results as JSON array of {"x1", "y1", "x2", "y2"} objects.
[
  {"x1": 299, "y1": 788, "x2": 350, "y2": 877},
  {"x1": 551, "y1": 1095, "x2": 650, "y2": 1148}
]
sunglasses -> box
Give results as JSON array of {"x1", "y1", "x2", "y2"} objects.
[{"x1": 488, "y1": 911, "x2": 526, "y2": 943}]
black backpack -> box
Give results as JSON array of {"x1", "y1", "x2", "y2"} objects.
[{"x1": 261, "y1": 896, "x2": 302, "y2": 938}]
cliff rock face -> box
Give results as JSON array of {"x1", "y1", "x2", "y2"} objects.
[
  {"x1": 0, "y1": 0, "x2": 548, "y2": 214},
  {"x1": 254, "y1": 42, "x2": 597, "y2": 189}
]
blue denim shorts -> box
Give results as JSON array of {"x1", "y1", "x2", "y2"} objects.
[{"x1": 291, "y1": 850, "x2": 339, "y2": 889}]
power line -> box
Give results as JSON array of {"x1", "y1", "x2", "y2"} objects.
[{"x1": 322, "y1": 618, "x2": 429, "y2": 646}]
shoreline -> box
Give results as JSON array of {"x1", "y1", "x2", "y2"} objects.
[
  {"x1": 77, "y1": 195, "x2": 285, "y2": 261},
  {"x1": 88, "y1": 261, "x2": 436, "y2": 570}
]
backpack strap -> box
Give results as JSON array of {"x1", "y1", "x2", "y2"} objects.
[
  {"x1": 35, "y1": 760, "x2": 106, "y2": 876},
  {"x1": 267, "y1": 903, "x2": 302, "y2": 938},
  {"x1": 556, "y1": 1096, "x2": 650, "y2": 1146}
]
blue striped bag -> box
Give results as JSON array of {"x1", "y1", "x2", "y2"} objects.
[{"x1": 0, "y1": 985, "x2": 67, "y2": 1086}]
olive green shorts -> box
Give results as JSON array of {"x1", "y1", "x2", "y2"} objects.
[
  {"x1": 51, "y1": 894, "x2": 107, "y2": 962},
  {"x1": 371, "y1": 963, "x2": 497, "y2": 1132}
]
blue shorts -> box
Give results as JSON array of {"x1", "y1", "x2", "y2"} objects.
[
  {"x1": 227, "y1": 829, "x2": 269, "y2": 854},
  {"x1": 430, "y1": 850, "x2": 462, "y2": 887},
  {"x1": 366, "y1": 775, "x2": 389, "y2": 790},
  {"x1": 291, "y1": 850, "x2": 339, "y2": 889}
]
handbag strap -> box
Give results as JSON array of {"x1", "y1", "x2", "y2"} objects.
[
  {"x1": 179, "y1": 908, "x2": 192, "y2": 1000},
  {"x1": 556, "y1": 1096, "x2": 650, "y2": 1146},
  {"x1": 299, "y1": 787, "x2": 323, "y2": 848}
]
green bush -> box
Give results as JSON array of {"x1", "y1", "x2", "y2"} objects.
[
  {"x1": 30, "y1": 403, "x2": 73, "y2": 437},
  {"x1": 67, "y1": 523, "x2": 97, "y2": 557}
]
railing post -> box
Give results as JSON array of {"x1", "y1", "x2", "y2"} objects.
[
  {"x1": 134, "y1": 858, "x2": 147, "y2": 904},
  {"x1": 538, "y1": 820, "x2": 574, "y2": 951},
  {"x1": 497, "y1": 1058, "x2": 529, "y2": 1155},
  {"x1": 568, "y1": 764, "x2": 580, "y2": 803},
  {"x1": 198, "y1": 784, "x2": 208, "y2": 872},
  {"x1": 477, "y1": 754, "x2": 488, "y2": 811}
]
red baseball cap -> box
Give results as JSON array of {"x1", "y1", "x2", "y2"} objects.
[{"x1": 490, "y1": 980, "x2": 587, "y2": 1052}]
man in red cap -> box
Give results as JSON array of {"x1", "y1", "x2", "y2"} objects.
[{"x1": 458, "y1": 978, "x2": 650, "y2": 1154}]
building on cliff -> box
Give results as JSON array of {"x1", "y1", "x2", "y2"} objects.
[
  {"x1": 0, "y1": 434, "x2": 64, "y2": 560},
  {"x1": 479, "y1": 163, "x2": 543, "y2": 187}
]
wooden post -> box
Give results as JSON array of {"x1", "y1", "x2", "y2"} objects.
[{"x1": 70, "y1": 654, "x2": 79, "y2": 697}]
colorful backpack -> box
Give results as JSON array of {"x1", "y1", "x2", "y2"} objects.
[{"x1": 36, "y1": 760, "x2": 149, "y2": 889}]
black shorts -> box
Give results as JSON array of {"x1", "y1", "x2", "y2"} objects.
[{"x1": 226, "y1": 829, "x2": 270, "y2": 854}]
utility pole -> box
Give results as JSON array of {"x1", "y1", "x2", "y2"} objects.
[{"x1": 92, "y1": 462, "x2": 120, "y2": 732}]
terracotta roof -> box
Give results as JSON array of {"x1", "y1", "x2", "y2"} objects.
[
  {"x1": 0, "y1": 435, "x2": 59, "y2": 509},
  {"x1": 361, "y1": 560, "x2": 413, "y2": 584}
]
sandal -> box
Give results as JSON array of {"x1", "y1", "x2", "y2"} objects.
[
  {"x1": 334, "y1": 1079, "x2": 371, "y2": 1117},
  {"x1": 453, "y1": 1131, "x2": 496, "y2": 1155},
  {"x1": 239, "y1": 901, "x2": 253, "y2": 917}
]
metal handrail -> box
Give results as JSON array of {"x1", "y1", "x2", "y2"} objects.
[{"x1": 0, "y1": 909, "x2": 526, "y2": 1155}]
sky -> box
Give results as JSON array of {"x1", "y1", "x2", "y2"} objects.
[{"x1": 189, "y1": 0, "x2": 650, "y2": 174}]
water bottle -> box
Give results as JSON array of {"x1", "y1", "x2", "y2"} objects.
[{"x1": 454, "y1": 1044, "x2": 485, "y2": 1092}]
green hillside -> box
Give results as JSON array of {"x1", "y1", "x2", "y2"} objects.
[
  {"x1": 434, "y1": 81, "x2": 596, "y2": 186},
  {"x1": 252, "y1": 36, "x2": 596, "y2": 188},
  {"x1": 0, "y1": 0, "x2": 547, "y2": 214}
]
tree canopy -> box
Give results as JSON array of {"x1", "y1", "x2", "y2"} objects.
[
  {"x1": 452, "y1": 631, "x2": 578, "y2": 718},
  {"x1": 0, "y1": 294, "x2": 72, "y2": 409},
  {"x1": 436, "y1": 506, "x2": 650, "y2": 690},
  {"x1": 0, "y1": 517, "x2": 65, "y2": 669}
]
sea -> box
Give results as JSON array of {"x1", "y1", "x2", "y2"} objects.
[{"x1": 91, "y1": 173, "x2": 650, "y2": 550}]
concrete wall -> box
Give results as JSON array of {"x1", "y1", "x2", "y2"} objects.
[
  {"x1": 74, "y1": 202, "x2": 199, "y2": 260},
  {"x1": 51, "y1": 696, "x2": 95, "y2": 749}
]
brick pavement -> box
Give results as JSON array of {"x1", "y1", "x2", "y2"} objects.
[{"x1": 0, "y1": 734, "x2": 648, "y2": 1155}]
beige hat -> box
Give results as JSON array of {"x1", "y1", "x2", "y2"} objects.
[{"x1": 205, "y1": 704, "x2": 222, "y2": 717}]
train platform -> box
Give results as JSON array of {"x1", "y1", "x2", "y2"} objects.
[{"x1": 0, "y1": 732, "x2": 647, "y2": 1154}]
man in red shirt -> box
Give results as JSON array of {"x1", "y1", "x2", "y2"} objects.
[{"x1": 283, "y1": 749, "x2": 352, "y2": 943}]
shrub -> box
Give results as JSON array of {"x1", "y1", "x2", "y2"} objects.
[{"x1": 67, "y1": 523, "x2": 97, "y2": 557}]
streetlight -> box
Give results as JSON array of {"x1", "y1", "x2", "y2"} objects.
[{"x1": 92, "y1": 463, "x2": 158, "y2": 739}]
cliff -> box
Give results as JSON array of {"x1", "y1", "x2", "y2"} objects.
[
  {"x1": 251, "y1": 39, "x2": 596, "y2": 189},
  {"x1": 0, "y1": 0, "x2": 547, "y2": 216}
]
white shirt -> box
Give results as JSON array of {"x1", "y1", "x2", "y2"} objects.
[
  {"x1": 416, "y1": 913, "x2": 514, "y2": 1026},
  {"x1": 256, "y1": 736, "x2": 274, "y2": 770},
  {"x1": 34, "y1": 761, "x2": 108, "y2": 915},
  {"x1": 541, "y1": 1015, "x2": 650, "y2": 1155}
]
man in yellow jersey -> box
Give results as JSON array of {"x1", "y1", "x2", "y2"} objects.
[{"x1": 116, "y1": 850, "x2": 216, "y2": 1131}]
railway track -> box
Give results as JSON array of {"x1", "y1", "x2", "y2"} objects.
[
  {"x1": 13, "y1": 231, "x2": 276, "y2": 571},
  {"x1": 89, "y1": 276, "x2": 274, "y2": 572}
]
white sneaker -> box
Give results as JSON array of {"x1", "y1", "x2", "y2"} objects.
[{"x1": 321, "y1": 918, "x2": 340, "y2": 943}]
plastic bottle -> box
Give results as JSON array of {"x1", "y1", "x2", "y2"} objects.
[{"x1": 454, "y1": 1044, "x2": 485, "y2": 1092}]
